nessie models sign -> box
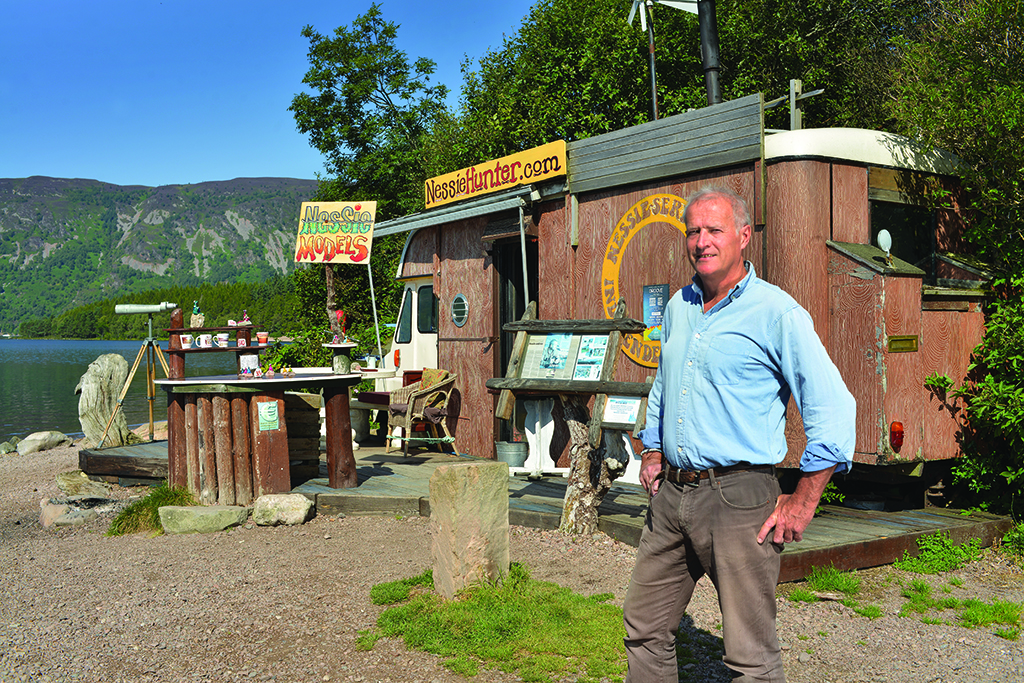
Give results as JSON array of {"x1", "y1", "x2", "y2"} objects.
[{"x1": 294, "y1": 201, "x2": 377, "y2": 265}]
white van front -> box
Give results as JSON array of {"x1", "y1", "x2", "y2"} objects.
[{"x1": 375, "y1": 275, "x2": 438, "y2": 393}]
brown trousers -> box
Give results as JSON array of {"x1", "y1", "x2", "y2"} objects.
[{"x1": 623, "y1": 469, "x2": 785, "y2": 682}]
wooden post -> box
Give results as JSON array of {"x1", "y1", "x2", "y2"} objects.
[
  {"x1": 197, "y1": 395, "x2": 218, "y2": 505},
  {"x1": 496, "y1": 301, "x2": 537, "y2": 420},
  {"x1": 167, "y1": 394, "x2": 187, "y2": 488},
  {"x1": 250, "y1": 392, "x2": 290, "y2": 497},
  {"x1": 168, "y1": 308, "x2": 185, "y2": 380},
  {"x1": 232, "y1": 395, "x2": 253, "y2": 506},
  {"x1": 588, "y1": 298, "x2": 628, "y2": 448},
  {"x1": 325, "y1": 385, "x2": 357, "y2": 488},
  {"x1": 185, "y1": 395, "x2": 200, "y2": 496},
  {"x1": 213, "y1": 394, "x2": 235, "y2": 506}
]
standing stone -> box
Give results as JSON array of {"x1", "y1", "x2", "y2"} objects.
[
  {"x1": 429, "y1": 461, "x2": 510, "y2": 600},
  {"x1": 75, "y1": 354, "x2": 135, "y2": 448}
]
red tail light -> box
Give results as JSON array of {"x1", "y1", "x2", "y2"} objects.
[
  {"x1": 393, "y1": 349, "x2": 400, "y2": 368},
  {"x1": 889, "y1": 421, "x2": 904, "y2": 453}
]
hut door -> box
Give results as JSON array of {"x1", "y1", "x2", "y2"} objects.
[{"x1": 493, "y1": 237, "x2": 538, "y2": 442}]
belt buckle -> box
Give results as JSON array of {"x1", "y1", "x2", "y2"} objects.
[{"x1": 676, "y1": 468, "x2": 700, "y2": 486}]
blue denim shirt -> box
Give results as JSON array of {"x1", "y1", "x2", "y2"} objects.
[{"x1": 638, "y1": 264, "x2": 856, "y2": 473}]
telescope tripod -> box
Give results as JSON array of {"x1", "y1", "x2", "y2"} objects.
[{"x1": 98, "y1": 313, "x2": 171, "y2": 447}]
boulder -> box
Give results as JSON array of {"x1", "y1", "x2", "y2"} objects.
[
  {"x1": 75, "y1": 354, "x2": 137, "y2": 448},
  {"x1": 39, "y1": 498, "x2": 70, "y2": 527},
  {"x1": 53, "y1": 509, "x2": 99, "y2": 527},
  {"x1": 56, "y1": 470, "x2": 111, "y2": 497},
  {"x1": 0, "y1": 441, "x2": 16, "y2": 455},
  {"x1": 17, "y1": 431, "x2": 72, "y2": 455},
  {"x1": 429, "y1": 461, "x2": 510, "y2": 600},
  {"x1": 132, "y1": 420, "x2": 168, "y2": 441},
  {"x1": 158, "y1": 505, "x2": 248, "y2": 534},
  {"x1": 252, "y1": 494, "x2": 314, "y2": 526}
]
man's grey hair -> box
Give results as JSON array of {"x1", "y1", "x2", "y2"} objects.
[{"x1": 683, "y1": 186, "x2": 752, "y2": 234}]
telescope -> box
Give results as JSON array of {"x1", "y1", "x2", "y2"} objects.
[
  {"x1": 115, "y1": 302, "x2": 178, "y2": 315},
  {"x1": 100, "y1": 301, "x2": 178, "y2": 446}
]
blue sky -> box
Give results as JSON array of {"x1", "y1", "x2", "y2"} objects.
[{"x1": 0, "y1": 0, "x2": 535, "y2": 187}]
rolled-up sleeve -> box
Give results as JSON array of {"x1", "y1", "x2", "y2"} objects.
[{"x1": 772, "y1": 307, "x2": 857, "y2": 473}]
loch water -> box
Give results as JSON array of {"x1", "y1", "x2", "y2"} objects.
[{"x1": 0, "y1": 339, "x2": 239, "y2": 442}]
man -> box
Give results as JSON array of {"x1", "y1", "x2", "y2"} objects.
[{"x1": 623, "y1": 186, "x2": 856, "y2": 682}]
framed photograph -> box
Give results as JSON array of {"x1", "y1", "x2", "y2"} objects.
[
  {"x1": 603, "y1": 395, "x2": 641, "y2": 424},
  {"x1": 572, "y1": 335, "x2": 608, "y2": 380}
]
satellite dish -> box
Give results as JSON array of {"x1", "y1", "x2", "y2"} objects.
[{"x1": 877, "y1": 229, "x2": 892, "y2": 256}]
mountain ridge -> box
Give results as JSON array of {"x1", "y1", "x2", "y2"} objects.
[{"x1": 0, "y1": 175, "x2": 320, "y2": 331}]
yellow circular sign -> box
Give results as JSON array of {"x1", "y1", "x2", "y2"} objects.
[{"x1": 601, "y1": 193, "x2": 688, "y2": 367}]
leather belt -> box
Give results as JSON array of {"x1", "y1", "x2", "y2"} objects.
[{"x1": 661, "y1": 463, "x2": 774, "y2": 486}]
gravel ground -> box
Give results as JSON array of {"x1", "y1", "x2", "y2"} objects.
[{"x1": 3, "y1": 444, "x2": 1024, "y2": 683}]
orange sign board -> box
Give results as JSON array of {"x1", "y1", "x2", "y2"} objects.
[
  {"x1": 424, "y1": 140, "x2": 567, "y2": 209},
  {"x1": 294, "y1": 201, "x2": 376, "y2": 264}
]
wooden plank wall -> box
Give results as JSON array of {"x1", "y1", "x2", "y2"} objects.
[
  {"x1": 568, "y1": 94, "x2": 763, "y2": 195},
  {"x1": 831, "y1": 163, "x2": 870, "y2": 244},
  {"x1": 920, "y1": 305, "x2": 985, "y2": 461},
  {"x1": 436, "y1": 217, "x2": 498, "y2": 459},
  {"x1": 826, "y1": 250, "x2": 885, "y2": 463},
  {"x1": 398, "y1": 227, "x2": 438, "y2": 279},
  {"x1": 880, "y1": 276, "x2": 925, "y2": 460}
]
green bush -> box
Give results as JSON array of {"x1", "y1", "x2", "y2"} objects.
[
  {"x1": 929, "y1": 276, "x2": 1024, "y2": 516},
  {"x1": 106, "y1": 482, "x2": 196, "y2": 536}
]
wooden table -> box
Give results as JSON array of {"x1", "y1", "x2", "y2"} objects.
[{"x1": 156, "y1": 372, "x2": 363, "y2": 505}]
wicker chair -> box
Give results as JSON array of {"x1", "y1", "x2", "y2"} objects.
[{"x1": 385, "y1": 372, "x2": 458, "y2": 455}]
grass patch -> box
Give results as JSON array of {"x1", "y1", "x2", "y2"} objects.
[
  {"x1": 893, "y1": 532, "x2": 982, "y2": 574},
  {"x1": 370, "y1": 569, "x2": 434, "y2": 605},
  {"x1": 851, "y1": 603, "x2": 883, "y2": 619},
  {"x1": 897, "y1": 576, "x2": 1023, "y2": 636},
  {"x1": 787, "y1": 587, "x2": 819, "y2": 604},
  {"x1": 362, "y1": 563, "x2": 626, "y2": 683},
  {"x1": 806, "y1": 565, "x2": 860, "y2": 595},
  {"x1": 789, "y1": 566, "x2": 886, "y2": 619},
  {"x1": 105, "y1": 482, "x2": 195, "y2": 536}
]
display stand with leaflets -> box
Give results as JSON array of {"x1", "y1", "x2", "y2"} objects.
[{"x1": 486, "y1": 298, "x2": 653, "y2": 535}]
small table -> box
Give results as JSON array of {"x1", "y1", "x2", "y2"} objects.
[{"x1": 156, "y1": 371, "x2": 363, "y2": 505}]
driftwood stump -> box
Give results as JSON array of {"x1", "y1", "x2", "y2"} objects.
[{"x1": 558, "y1": 396, "x2": 624, "y2": 535}]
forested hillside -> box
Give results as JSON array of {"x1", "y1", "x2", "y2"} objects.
[{"x1": 0, "y1": 176, "x2": 318, "y2": 332}]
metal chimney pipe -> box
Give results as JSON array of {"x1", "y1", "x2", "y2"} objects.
[{"x1": 697, "y1": 0, "x2": 722, "y2": 105}]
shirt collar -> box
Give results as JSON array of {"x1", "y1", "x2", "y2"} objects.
[{"x1": 690, "y1": 261, "x2": 756, "y2": 308}]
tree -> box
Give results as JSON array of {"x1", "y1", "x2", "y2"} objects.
[
  {"x1": 889, "y1": 0, "x2": 1024, "y2": 272},
  {"x1": 432, "y1": 0, "x2": 938, "y2": 171},
  {"x1": 289, "y1": 3, "x2": 450, "y2": 219},
  {"x1": 887, "y1": 0, "x2": 1024, "y2": 514}
]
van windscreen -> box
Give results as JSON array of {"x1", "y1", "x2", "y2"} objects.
[{"x1": 395, "y1": 288, "x2": 413, "y2": 343}]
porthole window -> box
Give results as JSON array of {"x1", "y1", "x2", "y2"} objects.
[{"x1": 451, "y1": 294, "x2": 469, "y2": 328}]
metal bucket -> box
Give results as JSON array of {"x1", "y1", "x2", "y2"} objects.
[{"x1": 494, "y1": 441, "x2": 529, "y2": 467}]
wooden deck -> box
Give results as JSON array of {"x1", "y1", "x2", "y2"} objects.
[{"x1": 82, "y1": 441, "x2": 1013, "y2": 583}]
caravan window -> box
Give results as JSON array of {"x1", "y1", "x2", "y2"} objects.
[
  {"x1": 871, "y1": 201, "x2": 935, "y2": 281},
  {"x1": 417, "y1": 285, "x2": 439, "y2": 334},
  {"x1": 395, "y1": 288, "x2": 413, "y2": 344}
]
